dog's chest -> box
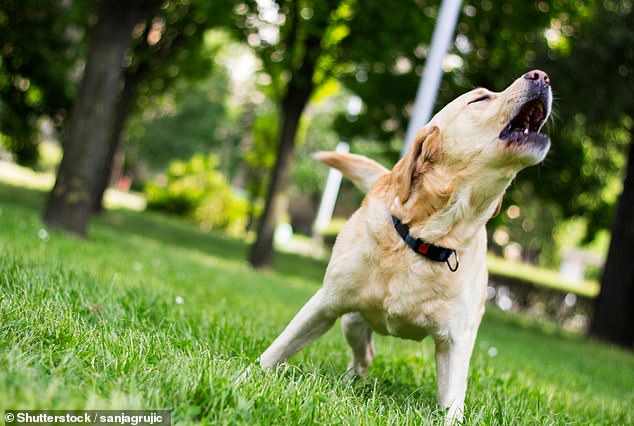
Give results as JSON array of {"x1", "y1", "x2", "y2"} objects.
[{"x1": 360, "y1": 267, "x2": 456, "y2": 341}]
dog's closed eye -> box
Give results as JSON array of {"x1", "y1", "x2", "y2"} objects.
[{"x1": 468, "y1": 94, "x2": 491, "y2": 104}]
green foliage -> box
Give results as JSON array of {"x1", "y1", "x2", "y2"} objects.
[
  {"x1": 127, "y1": 0, "x2": 219, "y2": 94},
  {"x1": 489, "y1": 183, "x2": 562, "y2": 265},
  {"x1": 291, "y1": 96, "x2": 344, "y2": 199},
  {"x1": 540, "y1": 0, "x2": 634, "y2": 124},
  {"x1": 232, "y1": 0, "x2": 352, "y2": 103},
  {"x1": 130, "y1": 69, "x2": 237, "y2": 172},
  {"x1": 240, "y1": 111, "x2": 278, "y2": 216},
  {"x1": 118, "y1": 4, "x2": 240, "y2": 182},
  {"x1": 0, "y1": 0, "x2": 91, "y2": 164},
  {"x1": 0, "y1": 0, "x2": 236, "y2": 166},
  {"x1": 125, "y1": 0, "x2": 238, "y2": 120},
  {"x1": 248, "y1": 113, "x2": 279, "y2": 170},
  {"x1": 1, "y1": 184, "x2": 633, "y2": 424},
  {"x1": 333, "y1": 1, "x2": 436, "y2": 144},
  {"x1": 145, "y1": 154, "x2": 248, "y2": 234},
  {"x1": 533, "y1": 1, "x2": 634, "y2": 238}
]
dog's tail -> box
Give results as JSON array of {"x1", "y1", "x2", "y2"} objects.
[{"x1": 313, "y1": 151, "x2": 389, "y2": 193}]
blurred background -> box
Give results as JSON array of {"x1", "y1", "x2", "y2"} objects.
[{"x1": 1, "y1": 0, "x2": 632, "y2": 349}]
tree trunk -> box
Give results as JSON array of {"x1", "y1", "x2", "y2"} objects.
[
  {"x1": 92, "y1": 70, "x2": 143, "y2": 213},
  {"x1": 248, "y1": 81, "x2": 312, "y2": 268},
  {"x1": 43, "y1": 0, "x2": 153, "y2": 235},
  {"x1": 247, "y1": 1, "x2": 332, "y2": 269},
  {"x1": 245, "y1": 0, "x2": 343, "y2": 268},
  {"x1": 590, "y1": 128, "x2": 634, "y2": 349}
]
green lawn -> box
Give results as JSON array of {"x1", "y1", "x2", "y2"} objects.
[{"x1": 1, "y1": 183, "x2": 632, "y2": 425}]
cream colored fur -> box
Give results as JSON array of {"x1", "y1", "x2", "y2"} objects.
[
  {"x1": 313, "y1": 151, "x2": 389, "y2": 192},
  {"x1": 259, "y1": 71, "x2": 552, "y2": 423}
]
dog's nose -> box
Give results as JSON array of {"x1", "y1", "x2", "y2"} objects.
[{"x1": 524, "y1": 69, "x2": 550, "y2": 86}]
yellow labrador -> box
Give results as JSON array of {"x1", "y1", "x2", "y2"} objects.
[{"x1": 260, "y1": 70, "x2": 552, "y2": 421}]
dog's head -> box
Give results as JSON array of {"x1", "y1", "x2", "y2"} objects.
[
  {"x1": 391, "y1": 70, "x2": 552, "y2": 232},
  {"x1": 431, "y1": 69, "x2": 552, "y2": 170}
]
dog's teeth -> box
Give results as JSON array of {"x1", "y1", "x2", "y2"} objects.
[{"x1": 524, "y1": 128, "x2": 529, "y2": 135}]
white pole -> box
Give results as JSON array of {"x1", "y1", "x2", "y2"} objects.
[
  {"x1": 402, "y1": 0, "x2": 462, "y2": 156},
  {"x1": 313, "y1": 142, "x2": 349, "y2": 235}
]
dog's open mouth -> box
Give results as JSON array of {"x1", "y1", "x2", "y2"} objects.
[{"x1": 499, "y1": 98, "x2": 549, "y2": 145}]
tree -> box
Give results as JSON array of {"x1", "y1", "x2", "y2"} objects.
[
  {"x1": 233, "y1": 0, "x2": 348, "y2": 268},
  {"x1": 43, "y1": 0, "x2": 159, "y2": 235},
  {"x1": 91, "y1": 0, "x2": 232, "y2": 212},
  {"x1": 242, "y1": 111, "x2": 278, "y2": 232},
  {"x1": 0, "y1": 0, "x2": 90, "y2": 165},
  {"x1": 546, "y1": 1, "x2": 634, "y2": 348},
  {"x1": 593, "y1": 137, "x2": 634, "y2": 348}
]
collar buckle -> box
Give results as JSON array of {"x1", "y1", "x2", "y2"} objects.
[{"x1": 446, "y1": 250, "x2": 460, "y2": 272}]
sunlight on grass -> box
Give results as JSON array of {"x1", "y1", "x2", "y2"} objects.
[
  {"x1": 0, "y1": 160, "x2": 145, "y2": 211},
  {"x1": 0, "y1": 160, "x2": 54, "y2": 189},
  {"x1": 487, "y1": 254, "x2": 599, "y2": 297}
]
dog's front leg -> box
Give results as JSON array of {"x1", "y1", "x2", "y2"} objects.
[
  {"x1": 434, "y1": 331, "x2": 477, "y2": 423},
  {"x1": 259, "y1": 289, "x2": 338, "y2": 370}
]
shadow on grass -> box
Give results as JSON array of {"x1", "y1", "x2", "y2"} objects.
[
  {"x1": 100, "y1": 208, "x2": 329, "y2": 284},
  {"x1": 353, "y1": 377, "x2": 437, "y2": 410},
  {"x1": 274, "y1": 364, "x2": 438, "y2": 417},
  {"x1": 0, "y1": 183, "x2": 328, "y2": 285},
  {"x1": 0, "y1": 182, "x2": 47, "y2": 211}
]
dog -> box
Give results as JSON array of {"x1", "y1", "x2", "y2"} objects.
[{"x1": 259, "y1": 70, "x2": 552, "y2": 422}]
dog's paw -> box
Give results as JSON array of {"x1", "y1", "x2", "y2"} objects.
[
  {"x1": 442, "y1": 405, "x2": 464, "y2": 425},
  {"x1": 344, "y1": 363, "x2": 369, "y2": 381}
]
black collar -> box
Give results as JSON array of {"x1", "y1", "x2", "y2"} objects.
[{"x1": 391, "y1": 215, "x2": 459, "y2": 272}]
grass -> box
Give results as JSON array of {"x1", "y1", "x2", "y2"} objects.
[
  {"x1": 486, "y1": 255, "x2": 599, "y2": 298},
  {"x1": 1, "y1": 182, "x2": 633, "y2": 425}
]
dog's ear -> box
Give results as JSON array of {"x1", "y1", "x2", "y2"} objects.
[
  {"x1": 392, "y1": 126, "x2": 441, "y2": 203},
  {"x1": 491, "y1": 196, "x2": 504, "y2": 218}
]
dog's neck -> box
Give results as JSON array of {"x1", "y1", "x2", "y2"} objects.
[{"x1": 387, "y1": 168, "x2": 516, "y2": 250}]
